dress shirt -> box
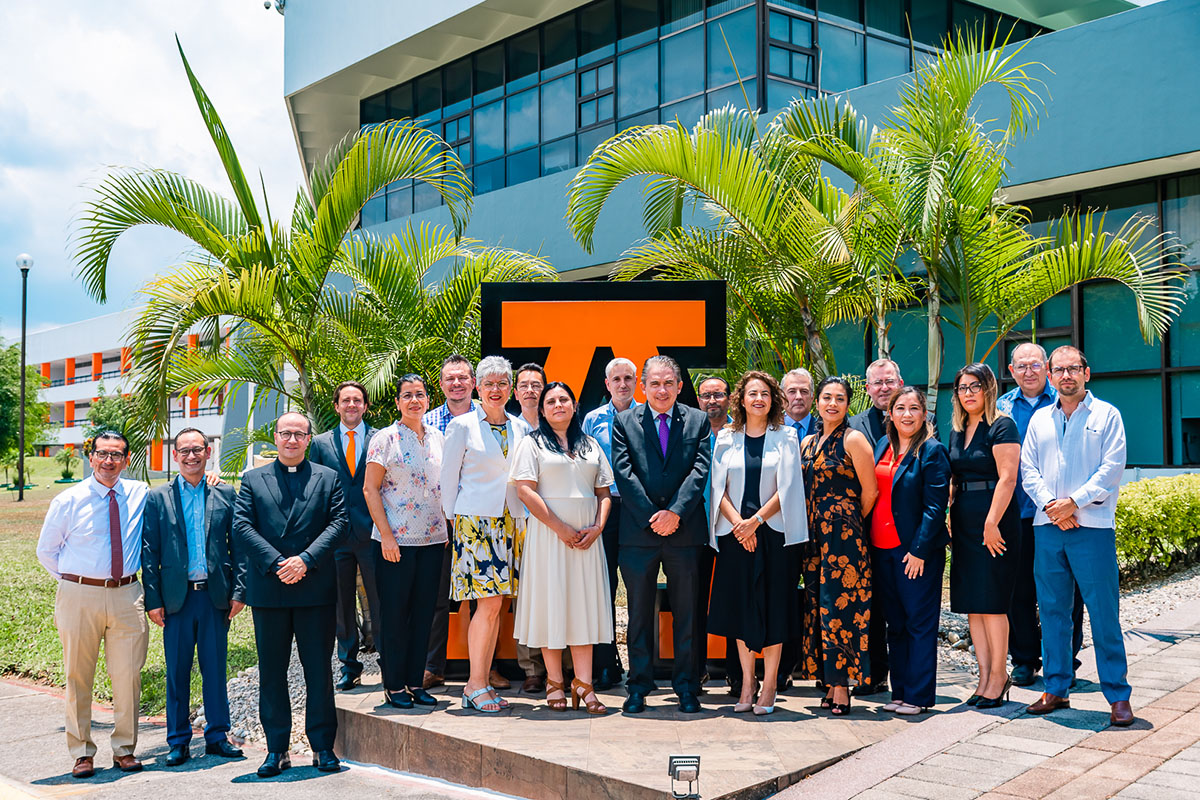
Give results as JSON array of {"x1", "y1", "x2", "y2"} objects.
[
  {"x1": 997, "y1": 383, "x2": 1058, "y2": 519},
  {"x1": 340, "y1": 421, "x2": 366, "y2": 469},
  {"x1": 787, "y1": 412, "x2": 814, "y2": 440},
  {"x1": 178, "y1": 477, "x2": 208, "y2": 580},
  {"x1": 1020, "y1": 391, "x2": 1127, "y2": 529},
  {"x1": 37, "y1": 475, "x2": 149, "y2": 579},
  {"x1": 422, "y1": 400, "x2": 479, "y2": 435},
  {"x1": 583, "y1": 399, "x2": 641, "y2": 497}
]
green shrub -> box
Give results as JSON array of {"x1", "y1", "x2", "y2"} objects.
[{"x1": 1116, "y1": 473, "x2": 1200, "y2": 577}]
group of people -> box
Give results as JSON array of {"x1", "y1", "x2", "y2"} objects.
[{"x1": 35, "y1": 342, "x2": 1136, "y2": 782}]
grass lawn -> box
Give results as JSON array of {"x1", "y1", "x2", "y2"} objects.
[{"x1": 0, "y1": 457, "x2": 257, "y2": 715}]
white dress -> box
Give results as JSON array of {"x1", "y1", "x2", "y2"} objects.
[{"x1": 509, "y1": 434, "x2": 615, "y2": 649}]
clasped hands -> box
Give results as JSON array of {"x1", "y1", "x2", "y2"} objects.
[
  {"x1": 1045, "y1": 497, "x2": 1080, "y2": 530},
  {"x1": 276, "y1": 555, "x2": 308, "y2": 584},
  {"x1": 649, "y1": 509, "x2": 680, "y2": 536},
  {"x1": 556, "y1": 522, "x2": 604, "y2": 550},
  {"x1": 730, "y1": 514, "x2": 761, "y2": 552}
]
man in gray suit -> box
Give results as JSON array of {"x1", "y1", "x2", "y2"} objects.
[
  {"x1": 142, "y1": 428, "x2": 245, "y2": 767},
  {"x1": 308, "y1": 381, "x2": 380, "y2": 691}
]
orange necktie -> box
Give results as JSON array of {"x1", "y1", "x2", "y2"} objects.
[{"x1": 346, "y1": 430, "x2": 356, "y2": 477}]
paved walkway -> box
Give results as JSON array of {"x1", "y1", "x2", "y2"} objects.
[{"x1": 778, "y1": 597, "x2": 1200, "y2": 800}]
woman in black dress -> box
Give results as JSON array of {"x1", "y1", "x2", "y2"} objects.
[
  {"x1": 799, "y1": 377, "x2": 878, "y2": 716},
  {"x1": 709, "y1": 372, "x2": 809, "y2": 716},
  {"x1": 948, "y1": 363, "x2": 1022, "y2": 709}
]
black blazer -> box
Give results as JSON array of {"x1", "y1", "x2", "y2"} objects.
[
  {"x1": 142, "y1": 478, "x2": 243, "y2": 615},
  {"x1": 232, "y1": 460, "x2": 348, "y2": 608},
  {"x1": 850, "y1": 407, "x2": 886, "y2": 447},
  {"x1": 611, "y1": 403, "x2": 711, "y2": 548},
  {"x1": 873, "y1": 436, "x2": 951, "y2": 561},
  {"x1": 308, "y1": 425, "x2": 375, "y2": 546}
]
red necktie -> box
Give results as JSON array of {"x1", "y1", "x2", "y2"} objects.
[{"x1": 108, "y1": 489, "x2": 123, "y2": 580}]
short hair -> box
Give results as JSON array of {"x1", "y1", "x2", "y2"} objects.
[
  {"x1": 90, "y1": 430, "x2": 129, "y2": 456},
  {"x1": 951, "y1": 363, "x2": 1001, "y2": 432},
  {"x1": 729, "y1": 371, "x2": 785, "y2": 432},
  {"x1": 440, "y1": 353, "x2": 475, "y2": 379},
  {"x1": 782, "y1": 367, "x2": 814, "y2": 390},
  {"x1": 697, "y1": 375, "x2": 731, "y2": 393},
  {"x1": 605, "y1": 357, "x2": 637, "y2": 379},
  {"x1": 395, "y1": 373, "x2": 427, "y2": 393},
  {"x1": 866, "y1": 358, "x2": 902, "y2": 381},
  {"x1": 276, "y1": 411, "x2": 312, "y2": 434},
  {"x1": 516, "y1": 363, "x2": 547, "y2": 384},
  {"x1": 641, "y1": 354, "x2": 682, "y2": 383},
  {"x1": 1009, "y1": 342, "x2": 1048, "y2": 364},
  {"x1": 333, "y1": 380, "x2": 369, "y2": 406},
  {"x1": 173, "y1": 427, "x2": 209, "y2": 448},
  {"x1": 1049, "y1": 345, "x2": 1089, "y2": 370},
  {"x1": 476, "y1": 355, "x2": 513, "y2": 385}
]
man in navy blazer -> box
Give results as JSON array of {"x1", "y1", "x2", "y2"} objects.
[
  {"x1": 142, "y1": 428, "x2": 245, "y2": 766},
  {"x1": 234, "y1": 412, "x2": 348, "y2": 778},
  {"x1": 307, "y1": 380, "x2": 379, "y2": 691},
  {"x1": 612, "y1": 355, "x2": 711, "y2": 714}
]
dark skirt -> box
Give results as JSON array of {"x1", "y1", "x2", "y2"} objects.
[
  {"x1": 707, "y1": 527, "x2": 802, "y2": 653},
  {"x1": 949, "y1": 488, "x2": 1022, "y2": 614}
]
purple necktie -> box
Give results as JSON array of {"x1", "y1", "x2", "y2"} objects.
[
  {"x1": 657, "y1": 412, "x2": 670, "y2": 457},
  {"x1": 108, "y1": 489, "x2": 123, "y2": 580}
]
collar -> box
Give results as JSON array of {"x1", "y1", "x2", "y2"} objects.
[
  {"x1": 88, "y1": 475, "x2": 125, "y2": 498},
  {"x1": 607, "y1": 399, "x2": 640, "y2": 416},
  {"x1": 274, "y1": 458, "x2": 306, "y2": 475},
  {"x1": 177, "y1": 476, "x2": 205, "y2": 494},
  {"x1": 339, "y1": 421, "x2": 366, "y2": 438},
  {"x1": 1055, "y1": 390, "x2": 1095, "y2": 413},
  {"x1": 1019, "y1": 384, "x2": 1057, "y2": 404},
  {"x1": 788, "y1": 412, "x2": 812, "y2": 428},
  {"x1": 648, "y1": 403, "x2": 676, "y2": 420}
]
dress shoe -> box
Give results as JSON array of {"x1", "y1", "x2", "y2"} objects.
[
  {"x1": 488, "y1": 669, "x2": 511, "y2": 690},
  {"x1": 1027, "y1": 693, "x2": 1071, "y2": 715},
  {"x1": 522, "y1": 674, "x2": 546, "y2": 694},
  {"x1": 112, "y1": 754, "x2": 143, "y2": 772},
  {"x1": 205, "y1": 739, "x2": 244, "y2": 758},
  {"x1": 72, "y1": 756, "x2": 94, "y2": 779},
  {"x1": 312, "y1": 750, "x2": 341, "y2": 772},
  {"x1": 257, "y1": 752, "x2": 291, "y2": 778},
  {"x1": 623, "y1": 693, "x2": 646, "y2": 713},
  {"x1": 335, "y1": 674, "x2": 361, "y2": 692},
  {"x1": 422, "y1": 671, "x2": 445, "y2": 690},
  {"x1": 165, "y1": 745, "x2": 190, "y2": 766},
  {"x1": 408, "y1": 687, "x2": 438, "y2": 706},
  {"x1": 384, "y1": 689, "x2": 414, "y2": 709},
  {"x1": 1110, "y1": 700, "x2": 1135, "y2": 727},
  {"x1": 852, "y1": 681, "x2": 887, "y2": 697},
  {"x1": 594, "y1": 668, "x2": 621, "y2": 691},
  {"x1": 1011, "y1": 664, "x2": 1038, "y2": 687},
  {"x1": 678, "y1": 693, "x2": 702, "y2": 714}
]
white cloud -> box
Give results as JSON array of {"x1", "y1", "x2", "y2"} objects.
[{"x1": 0, "y1": 0, "x2": 298, "y2": 342}]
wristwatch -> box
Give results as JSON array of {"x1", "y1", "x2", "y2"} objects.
[{"x1": 753, "y1": 513, "x2": 766, "y2": 526}]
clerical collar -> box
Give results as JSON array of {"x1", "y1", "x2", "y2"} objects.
[{"x1": 285, "y1": 464, "x2": 298, "y2": 472}]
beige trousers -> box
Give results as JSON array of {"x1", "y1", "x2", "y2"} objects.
[{"x1": 54, "y1": 580, "x2": 148, "y2": 759}]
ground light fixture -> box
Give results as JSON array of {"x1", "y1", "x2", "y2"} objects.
[{"x1": 668, "y1": 753, "x2": 700, "y2": 799}]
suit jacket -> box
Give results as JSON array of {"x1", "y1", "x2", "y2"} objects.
[
  {"x1": 873, "y1": 436, "x2": 951, "y2": 561},
  {"x1": 441, "y1": 407, "x2": 530, "y2": 519},
  {"x1": 142, "y1": 478, "x2": 243, "y2": 615},
  {"x1": 611, "y1": 403, "x2": 711, "y2": 548},
  {"x1": 850, "y1": 406, "x2": 887, "y2": 447},
  {"x1": 708, "y1": 425, "x2": 809, "y2": 549},
  {"x1": 308, "y1": 424, "x2": 375, "y2": 547},
  {"x1": 232, "y1": 460, "x2": 348, "y2": 608}
]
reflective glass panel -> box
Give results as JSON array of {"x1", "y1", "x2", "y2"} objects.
[
  {"x1": 361, "y1": 194, "x2": 386, "y2": 227},
  {"x1": 1170, "y1": 373, "x2": 1200, "y2": 464},
  {"x1": 769, "y1": 11, "x2": 790, "y2": 41},
  {"x1": 662, "y1": 27, "x2": 705, "y2": 101},
  {"x1": 541, "y1": 75, "x2": 575, "y2": 141},
  {"x1": 387, "y1": 84, "x2": 413, "y2": 120},
  {"x1": 544, "y1": 15, "x2": 578, "y2": 78},
  {"x1": 707, "y1": 0, "x2": 753, "y2": 16},
  {"x1": 598, "y1": 93, "x2": 615, "y2": 121},
  {"x1": 792, "y1": 17, "x2": 814, "y2": 47},
  {"x1": 444, "y1": 58, "x2": 471, "y2": 115},
  {"x1": 474, "y1": 100, "x2": 505, "y2": 162},
  {"x1": 361, "y1": 94, "x2": 387, "y2": 125},
  {"x1": 771, "y1": 0, "x2": 815, "y2": 11},
  {"x1": 618, "y1": 44, "x2": 658, "y2": 117},
  {"x1": 952, "y1": 1, "x2": 988, "y2": 38},
  {"x1": 866, "y1": 35, "x2": 910, "y2": 83},
  {"x1": 507, "y1": 88, "x2": 539, "y2": 152},
  {"x1": 819, "y1": 23, "x2": 864, "y2": 92},
  {"x1": 1164, "y1": 174, "x2": 1200, "y2": 266},
  {"x1": 707, "y1": 8, "x2": 755, "y2": 88},
  {"x1": 663, "y1": 0, "x2": 704, "y2": 34},
  {"x1": 1169, "y1": 271, "x2": 1200, "y2": 367},
  {"x1": 662, "y1": 95, "x2": 705, "y2": 128},
  {"x1": 416, "y1": 72, "x2": 441, "y2": 117},
  {"x1": 1080, "y1": 181, "x2": 1159, "y2": 252},
  {"x1": 1088, "y1": 375, "x2": 1162, "y2": 465},
  {"x1": 827, "y1": 321, "x2": 866, "y2": 377},
  {"x1": 580, "y1": 0, "x2": 617, "y2": 66},
  {"x1": 619, "y1": 0, "x2": 659, "y2": 50},
  {"x1": 767, "y1": 78, "x2": 811, "y2": 111},
  {"x1": 1082, "y1": 282, "x2": 1161, "y2": 371},
  {"x1": 474, "y1": 159, "x2": 505, "y2": 194},
  {"x1": 910, "y1": 0, "x2": 949, "y2": 46},
  {"x1": 866, "y1": 0, "x2": 905, "y2": 36},
  {"x1": 508, "y1": 30, "x2": 539, "y2": 90},
  {"x1": 580, "y1": 99, "x2": 598, "y2": 127},
  {"x1": 1025, "y1": 196, "x2": 1072, "y2": 241},
  {"x1": 578, "y1": 122, "x2": 616, "y2": 162},
  {"x1": 413, "y1": 181, "x2": 441, "y2": 213},
  {"x1": 822, "y1": 0, "x2": 862, "y2": 26},
  {"x1": 507, "y1": 148, "x2": 540, "y2": 186},
  {"x1": 475, "y1": 45, "x2": 505, "y2": 104},
  {"x1": 1039, "y1": 291, "x2": 1071, "y2": 329},
  {"x1": 708, "y1": 79, "x2": 756, "y2": 111},
  {"x1": 541, "y1": 137, "x2": 577, "y2": 175},
  {"x1": 619, "y1": 108, "x2": 659, "y2": 131}
]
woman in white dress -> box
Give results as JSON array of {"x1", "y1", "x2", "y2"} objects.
[{"x1": 510, "y1": 382, "x2": 614, "y2": 715}]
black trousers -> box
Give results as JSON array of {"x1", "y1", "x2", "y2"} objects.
[
  {"x1": 424, "y1": 528, "x2": 454, "y2": 677},
  {"x1": 866, "y1": 546, "x2": 891, "y2": 687},
  {"x1": 1009, "y1": 517, "x2": 1085, "y2": 671},
  {"x1": 593, "y1": 498, "x2": 624, "y2": 677},
  {"x1": 375, "y1": 541, "x2": 443, "y2": 692},
  {"x1": 696, "y1": 545, "x2": 739, "y2": 686},
  {"x1": 334, "y1": 537, "x2": 383, "y2": 679},
  {"x1": 252, "y1": 604, "x2": 337, "y2": 753},
  {"x1": 620, "y1": 543, "x2": 701, "y2": 696}
]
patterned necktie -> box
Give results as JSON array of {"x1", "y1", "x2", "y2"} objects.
[
  {"x1": 657, "y1": 412, "x2": 670, "y2": 457},
  {"x1": 107, "y1": 489, "x2": 123, "y2": 580},
  {"x1": 345, "y1": 430, "x2": 356, "y2": 478}
]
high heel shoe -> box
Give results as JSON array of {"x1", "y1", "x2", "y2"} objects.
[
  {"x1": 571, "y1": 678, "x2": 608, "y2": 715},
  {"x1": 462, "y1": 686, "x2": 503, "y2": 713},
  {"x1": 734, "y1": 679, "x2": 759, "y2": 713},
  {"x1": 830, "y1": 692, "x2": 852, "y2": 716},
  {"x1": 545, "y1": 678, "x2": 568, "y2": 712},
  {"x1": 975, "y1": 677, "x2": 1012, "y2": 710},
  {"x1": 965, "y1": 694, "x2": 982, "y2": 706},
  {"x1": 753, "y1": 687, "x2": 776, "y2": 716}
]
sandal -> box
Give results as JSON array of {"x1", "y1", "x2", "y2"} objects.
[
  {"x1": 831, "y1": 696, "x2": 852, "y2": 717},
  {"x1": 461, "y1": 686, "x2": 503, "y2": 713},
  {"x1": 545, "y1": 678, "x2": 568, "y2": 712},
  {"x1": 485, "y1": 685, "x2": 510, "y2": 708},
  {"x1": 571, "y1": 678, "x2": 608, "y2": 715}
]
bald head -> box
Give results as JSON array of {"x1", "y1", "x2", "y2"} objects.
[
  {"x1": 1008, "y1": 342, "x2": 1049, "y2": 396},
  {"x1": 274, "y1": 412, "x2": 313, "y2": 466}
]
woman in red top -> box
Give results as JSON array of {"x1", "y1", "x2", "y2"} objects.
[{"x1": 871, "y1": 387, "x2": 951, "y2": 714}]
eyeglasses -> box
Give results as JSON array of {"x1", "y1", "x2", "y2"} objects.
[
  {"x1": 1050, "y1": 364, "x2": 1086, "y2": 377},
  {"x1": 955, "y1": 382, "x2": 984, "y2": 396},
  {"x1": 698, "y1": 392, "x2": 728, "y2": 401},
  {"x1": 92, "y1": 451, "x2": 126, "y2": 462},
  {"x1": 868, "y1": 379, "x2": 900, "y2": 389},
  {"x1": 175, "y1": 447, "x2": 206, "y2": 457},
  {"x1": 399, "y1": 392, "x2": 428, "y2": 400},
  {"x1": 276, "y1": 430, "x2": 311, "y2": 441},
  {"x1": 1012, "y1": 361, "x2": 1045, "y2": 373},
  {"x1": 480, "y1": 381, "x2": 510, "y2": 391}
]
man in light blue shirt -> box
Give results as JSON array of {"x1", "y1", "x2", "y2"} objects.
[{"x1": 1020, "y1": 345, "x2": 1133, "y2": 727}]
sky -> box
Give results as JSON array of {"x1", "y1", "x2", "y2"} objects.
[{"x1": 0, "y1": 0, "x2": 298, "y2": 342}]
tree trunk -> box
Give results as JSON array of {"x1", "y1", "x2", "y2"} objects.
[
  {"x1": 799, "y1": 306, "x2": 832, "y2": 379},
  {"x1": 926, "y1": 286, "x2": 944, "y2": 415},
  {"x1": 875, "y1": 297, "x2": 891, "y2": 359}
]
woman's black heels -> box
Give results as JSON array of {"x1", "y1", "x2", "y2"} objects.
[
  {"x1": 830, "y1": 695, "x2": 852, "y2": 716},
  {"x1": 975, "y1": 677, "x2": 1012, "y2": 709},
  {"x1": 965, "y1": 694, "x2": 982, "y2": 706}
]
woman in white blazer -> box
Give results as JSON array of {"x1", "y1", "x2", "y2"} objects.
[
  {"x1": 440, "y1": 355, "x2": 530, "y2": 713},
  {"x1": 708, "y1": 370, "x2": 808, "y2": 716}
]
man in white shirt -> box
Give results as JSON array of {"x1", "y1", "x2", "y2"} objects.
[
  {"x1": 1020, "y1": 345, "x2": 1133, "y2": 727},
  {"x1": 37, "y1": 431, "x2": 149, "y2": 779}
]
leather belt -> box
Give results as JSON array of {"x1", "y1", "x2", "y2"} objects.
[
  {"x1": 61, "y1": 574, "x2": 137, "y2": 588},
  {"x1": 188, "y1": 581, "x2": 208, "y2": 591},
  {"x1": 957, "y1": 480, "x2": 998, "y2": 492}
]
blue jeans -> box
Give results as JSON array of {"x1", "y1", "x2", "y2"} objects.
[{"x1": 1033, "y1": 525, "x2": 1131, "y2": 703}]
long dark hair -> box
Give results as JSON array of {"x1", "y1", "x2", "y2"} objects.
[
  {"x1": 729, "y1": 370, "x2": 786, "y2": 432},
  {"x1": 815, "y1": 375, "x2": 853, "y2": 427},
  {"x1": 534, "y1": 382, "x2": 592, "y2": 458},
  {"x1": 885, "y1": 386, "x2": 932, "y2": 459}
]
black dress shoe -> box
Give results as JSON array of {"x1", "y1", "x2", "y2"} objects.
[
  {"x1": 594, "y1": 668, "x2": 620, "y2": 691},
  {"x1": 408, "y1": 687, "x2": 437, "y2": 706},
  {"x1": 336, "y1": 675, "x2": 361, "y2": 692},
  {"x1": 623, "y1": 693, "x2": 646, "y2": 713},
  {"x1": 1011, "y1": 664, "x2": 1037, "y2": 687},
  {"x1": 165, "y1": 745, "x2": 190, "y2": 767},
  {"x1": 678, "y1": 693, "x2": 702, "y2": 713},
  {"x1": 312, "y1": 750, "x2": 341, "y2": 772},
  {"x1": 384, "y1": 690, "x2": 414, "y2": 709},
  {"x1": 852, "y1": 681, "x2": 888, "y2": 697},
  {"x1": 205, "y1": 739, "x2": 244, "y2": 758},
  {"x1": 257, "y1": 752, "x2": 291, "y2": 778}
]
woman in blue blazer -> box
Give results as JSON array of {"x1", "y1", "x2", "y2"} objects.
[{"x1": 870, "y1": 386, "x2": 951, "y2": 714}]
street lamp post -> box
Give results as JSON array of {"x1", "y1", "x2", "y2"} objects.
[{"x1": 15, "y1": 254, "x2": 33, "y2": 502}]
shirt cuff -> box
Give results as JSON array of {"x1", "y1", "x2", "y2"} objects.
[
  {"x1": 1068, "y1": 487, "x2": 1093, "y2": 509},
  {"x1": 299, "y1": 552, "x2": 313, "y2": 569}
]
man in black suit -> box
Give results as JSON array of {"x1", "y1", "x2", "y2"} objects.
[
  {"x1": 612, "y1": 355, "x2": 711, "y2": 714},
  {"x1": 233, "y1": 412, "x2": 347, "y2": 778},
  {"x1": 143, "y1": 428, "x2": 245, "y2": 767},
  {"x1": 307, "y1": 381, "x2": 380, "y2": 691}
]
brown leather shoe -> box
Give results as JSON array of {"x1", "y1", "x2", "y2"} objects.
[
  {"x1": 72, "y1": 757, "x2": 94, "y2": 778},
  {"x1": 522, "y1": 674, "x2": 546, "y2": 694},
  {"x1": 422, "y1": 671, "x2": 444, "y2": 690},
  {"x1": 489, "y1": 669, "x2": 511, "y2": 690},
  {"x1": 1110, "y1": 700, "x2": 1135, "y2": 727},
  {"x1": 1026, "y1": 693, "x2": 1071, "y2": 715},
  {"x1": 111, "y1": 754, "x2": 143, "y2": 772}
]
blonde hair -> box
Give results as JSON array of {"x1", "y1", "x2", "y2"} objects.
[{"x1": 950, "y1": 363, "x2": 1001, "y2": 433}]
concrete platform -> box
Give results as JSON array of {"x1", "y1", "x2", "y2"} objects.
[{"x1": 332, "y1": 670, "x2": 976, "y2": 800}]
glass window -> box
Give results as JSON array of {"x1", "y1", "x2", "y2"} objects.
[
  {"x1": 1025, "y1": 196, "x2": 1072, "y2": 241},
  {"x1": 952, "y1": 1, "x2": 989, "y2": 39},
  {"x1": 361, "y1": 194, "x2": 386, "y2": 228},
  {"x1": 455, "y1": 142, "x2": 472, "y2": 166},
  {"x1": 507, "y1": 148, "x2": 540, "y2": 186},
  {"x1": 474, "y1": 45, "x2": 505, "y2": 104},
  {"x1": 1169, "y1": 271, "x2": 1200, "y2": 367},
  {"x1": 866, "y1": 0, "x2": 905, "y2": 36},
  {"x1": 507, "y1": 88, "x2": 539, "y2": 152},
  {"x1": 578, "y1": 122, "x2": 616, "y2": 163},
  {"x1": 508, "y1": 30, "x2": 539, "y2": 91},
  {"x1": 361, "y1": 94, "x2": 387, "y2": 125},
  {"x1": 544, "y1": 15, "x2": 578, "y2": 78},
  {"x1": 1170, "y1": 373, "x2": 1200, "y2": 464},
  {"x1": 772, "y1": 0, "x2": 816, "y2": 11},
  {"x1": 819, "y1": 23, "x2": 864, "y2": 92},
  {"x1": 580, "y1": 0, "x2": 617, "y2": 66},
  {"x1": 474, "y1": 100, "x2": 504, "y2": 162},
  {"x1": 707, "y1": 0, "x2": 753, "y2": 16},
  {"x1": 416, "y1": 72, "x2": 441, "y2": 117},
  {"x1": 387, "y1": 84, "x2": 413, "y2": 120},
  {"x1": 618, "y1": 44, "x2": 659, "y2": 117},
  {"x1": 885, "y1": 309, "x2": 928, "y2": 385},
  {"x1": 910, "y1": 1, "x2": 948, "y2": 46},
  {"x1": 1088, "y1": 375, "x2": 1163, "y2": 465},
  {"x1": 619, "y1": 108, "x2": 659, "y2": 131},
  {"x1": 1164, "y1": 174, "x2": 1200, "y2": 266},
  {"x1": 792, "y1": 16, "x2": 815, "y2": 47},
  {"x1": 443, "y1": 58, "x2": 471, "y2": 115},
  {"x1": 822, "y1": 0, "x2": 862, "y2": 26},
  {"x1": 541, "y1": 75, "x2": 575, "y2": 141},
  {"x1": 708, "y1": 79, "x2": 756, "y2": 111},
  {"x1": 663, "y1": 0, "x2": 704, "y2": 34},
  {"x1": 662, "y1": 95, "x2": 705, "y2": 128},
  {"x1": 866, "y1": 35, "x2": 909, "y2": 84},
  {"x1": 769, "y1": 11, "x2": 789, "y2": 42},
  {"x1": 619, "y1": 0, "x2": 659, "y2": 50},
  {"x1": 1080, "y1": 181, "x2": 1160, "y2": 252},
  {"x1": 827, "y1": 321, "x2": 866, "y2": 377},
  {"x1": 541, "y1": 137, "x2": 577, "y2": 175},
  {"x1": 1039, "y1": 291, "x2": 1071, "y2": 329},
  {"x1": 767, "y1": 79, "x2": 812, "y2": 111},
  {"x1": 769, "y1": 11, "x2": 813, "y2": 47},
  {"x1": 1082, "y1": 282, "x2": 1161, "y2": 371},
  {"x1": 707, "y1": 8, "x2": 755, "y2": 88},
  {"x1": 769, "y1": 46, "x2": 813, "y2": 82},
  {"x1": 474, "y1": 159, "x2": 505, "y2": 194},
  {"x1": 413, "y1": 181, "x2": 441, "y2": 213},
  {"x1": 662, "y1": 27, "x2": 705, "y2": 101}
]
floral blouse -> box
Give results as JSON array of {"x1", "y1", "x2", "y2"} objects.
[{"x1": 366, "y1": 422, "x2": 448, "y2": 547}]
